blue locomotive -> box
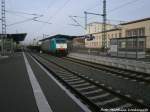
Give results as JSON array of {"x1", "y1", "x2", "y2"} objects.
[{"x1": 40, "y1": 35, "x2": 69, "y2": 56}]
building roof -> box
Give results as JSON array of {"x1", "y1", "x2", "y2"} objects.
[
  {"x1": 120, "y1": 17, "x2": 150, "y2": 25},
  {"x1": 0, "y1": 33, "x2": 27, "y2": 42},
  {"x1": 104, "y1": 28, "x2": 121, "y2": 32},
  {"x1": 87, "y1": 28, "x2": 121, "y2": 35},
  {"x1": 87, "y1": 22, "x2": 114, "y2": 26},
  {"x1": 39, "y1": 34, "x2": 77, "y2": 41}
]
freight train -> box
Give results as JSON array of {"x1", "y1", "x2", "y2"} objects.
[{"x1": 40, "y1": 37, "x2": 68, "y2": 56}]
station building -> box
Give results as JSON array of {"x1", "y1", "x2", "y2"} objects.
[
  {"x1": 120, "y1": 18, "x2": 150, "y2": 52},
  {"x1": 86, "y1": 22, "x2": 115, "y2": 34},
  {"x1": 85, "y1": 17, "x2": 150, "y2": 53},
  {"x1": 85, "y1": 28, "x2": 122, "y2": 48},
  {"x1": 85, "y1": 22, "x2": 117, "y2": 48}
]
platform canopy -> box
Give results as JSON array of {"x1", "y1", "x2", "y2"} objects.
[
  {"x1": 40, "y1": 34, "x2": 77, "y2": 41},
  {"x1": 0, "y1": 33, "x2": 27, "y2": 42}
]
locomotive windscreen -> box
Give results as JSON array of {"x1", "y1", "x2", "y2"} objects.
[{"x1": 56, "y1": 39, "x2": 66, "y2": 43}]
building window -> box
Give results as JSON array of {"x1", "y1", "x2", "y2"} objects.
[
  {"x1": 139, "y1": 28, "x2": 145, "y2": 36},
  {"x1": 132, "y1": 40, "x2": 137, "y2": 48},
  {"x1": 139, "y1": 41, "x2": 144, "y2": 49},
  {"x1": 119, "y1": 33, "x2": 122, "y2": 38},
  {"x1": 115, "y1": 33, "x2": 118, "y2": 38},
  {"x1": 126, "y1": 27, "x2": 145, "y2": 37},
  {"x1": 118, "y1": 41, "x2": 126, "y2": 48},
  {"x1": 121, "y1": 42, "x2": 126, "y2": 48},
  {"x1": 126, "y1": 30, "x2": 132, "y2": 37},
  {"x1": 133, "y1": 30, "x2": 137, "y2": 36},
  {"x1": 127, "y1": 41, "x2": 132, "y2": 48}
]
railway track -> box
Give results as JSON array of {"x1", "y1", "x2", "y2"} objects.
[
  {"x1": 62, "y1": 57, "x2": 150, "y2": 85},
  {"x1": 30, "y1": 53, "x2": 149, "y2": 111}
]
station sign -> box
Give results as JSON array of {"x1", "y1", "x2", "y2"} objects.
[{"x1": 85, "y1": 34, "x2": 95, "y2": 41}]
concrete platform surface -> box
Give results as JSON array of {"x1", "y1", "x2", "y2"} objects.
[
  {"x1": 0, "y1": 53, "x2": 38, "y2": 112},
  {"x1": 26, "y1": 53, "x2": 88, "y2": 112},
  {"x1": 0, "y1": 52, "x2": 89, "y2": 112}
]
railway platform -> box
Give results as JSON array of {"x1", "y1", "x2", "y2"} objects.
[
  {"x1": 0, "y1": 53, "x2": 38, "y2": 112},
  {"x1": 0, "y1": 52, "x2": 88, "y2": 112},
  {"x1": 68, "y1": 53, "x2": 150, "y2": 74}
]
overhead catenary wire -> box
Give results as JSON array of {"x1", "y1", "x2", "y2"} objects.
[
  {"x1": 68, "y1": 24, "x2": 81, "y2": 27},
  {"x1": 69, "y1": 15, "x2": 85, "y2": 30},
  {"x1": 85, "y1": 0, "x2": 142, "y2": 19},
  {"x1": 5, "y1": 10, "x2": 43, "y2": 17},
  {"x1": 108, "y1": 0, "x2": 142, "y2": 14},
  {"x1": 70, "y1": 16, "x2": 85, "y2": 19},
  {"x1": 7, "y1": 12, "x2": 32, "y2": 19},
  {"x1": 5, "y1": 10, "x2": 53, "y2": 26},
  {"x1": 36, "y1": 0, "x2": 72, "y2": 34},
  {"x1": 7, "y1": 17, "x2": 39, "y2": 26},
  {"x1": 84, "y1": 0, "x2": 141, "y2": 24},
  {"x1": 5, "y1": 0, "x2": 54, "y2": 27},
  {"x1": 33, "y1": 19, "x2": 52, "y2": 25},
  {"x1": 42, "y1": 0, "x2": 58, "y2": 17},
  {"x1": 85, "y1": 0, "x2": 142, "y2": 14},
  {"x1": 46, "y1": 0, "x2": 72, "y2": 22},
  {"x1": 6, "y1": 0, "x2": 71, "y2": 39},
  {"x1": 68, "y1": 15, "x2": 111, "y2": 29},
  {"x1": 7, "y1": 16, "x2": 52, "y2": 27},
  {"x1": 29, "y1": 0, "x2": 58, "y2": 35},
  {"x1": 86, "y1": 0, "x2": 103, "y2": 11},
  {"x1": 5, "y1": 0, "x2": 145, "y2": 39}
]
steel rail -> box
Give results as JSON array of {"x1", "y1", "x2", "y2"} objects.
[
  {"x1": 30, "y1": 53, "x2": 150, "y2": 110},
  {"x1": 63, "y1": 57, "x2": 150, "y2": 84}
]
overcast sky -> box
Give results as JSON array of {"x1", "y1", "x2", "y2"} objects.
[{"x1": 1, "y1": 0, "x2": 150, "y2": 44}]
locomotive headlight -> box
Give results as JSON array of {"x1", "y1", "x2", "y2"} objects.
[{"x1": 56, "y1": 44, "x2": 67, "y2": 49}]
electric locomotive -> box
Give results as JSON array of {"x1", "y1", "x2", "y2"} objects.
[{"x1": 41, "y1": 37, "x2": 68, "y2": 56}]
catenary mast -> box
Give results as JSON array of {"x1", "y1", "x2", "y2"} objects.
[
  {"x1": 102, "y1": 0, "x2": 107, "y2": 49},
  {"x1": 1, "y1": 0, "x2": 7, "y2": 55}
]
